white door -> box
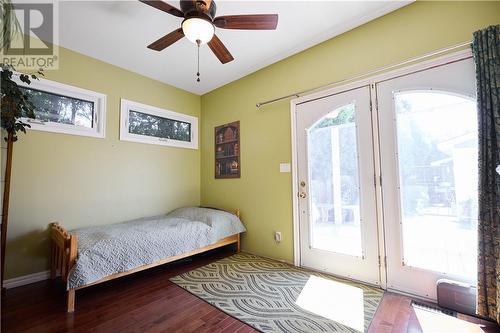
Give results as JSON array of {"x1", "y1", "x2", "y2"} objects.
[
  {"x1": 377, "y1": 58, "x2": 478, "y2": 299},
  {"x1": 296, "y1": 85, "x2": 380, "y2": 286}
]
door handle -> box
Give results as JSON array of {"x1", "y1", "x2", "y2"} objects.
[{"x1": 298, "y1": 192, "x2": 307, "y2": 199}]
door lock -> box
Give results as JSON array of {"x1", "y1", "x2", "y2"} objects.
[{"x1": 298, "y1": 192, "x2": 307, "y2": 198}]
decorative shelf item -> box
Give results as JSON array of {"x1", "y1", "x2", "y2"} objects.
[{"x1": 215, "y1": 121, "x2": 240, "y2": 179}]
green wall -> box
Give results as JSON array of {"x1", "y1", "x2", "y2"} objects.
[
  {"x1": 5, "y1": 1, "x2": 499, "y2": 280},
  {"x1": 200, "y1": 2, "x2": 500, "y2": 263},
  {"x1": 5, "y1": 46, "x2": 201, "y2": 279}
]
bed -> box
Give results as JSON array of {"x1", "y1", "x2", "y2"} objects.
[{"x1": 49, "y1": 207, "x2": 245, "y2": 312}]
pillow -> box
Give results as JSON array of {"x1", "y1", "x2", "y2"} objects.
[
  {"x1": 166, "y1": 206, "x2": 234, "y2": 226},
  {"x1": 167, "y1": 206, "x2": 246, "y2": 240}
]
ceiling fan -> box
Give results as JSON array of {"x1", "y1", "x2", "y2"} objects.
[{"x1": 140, "y1": 0, "x2": 278, "y2": 65}]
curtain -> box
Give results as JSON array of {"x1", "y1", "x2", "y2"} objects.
[{"x1": 472, "y1": 24, "x2": 500, "y2": 324}]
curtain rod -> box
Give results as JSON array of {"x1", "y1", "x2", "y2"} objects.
[{"x1": 255, "y1": 40, "x2": 471, "y2": 108}]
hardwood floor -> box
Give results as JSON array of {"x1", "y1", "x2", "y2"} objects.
[
  {"x1": 368, "y1": 292, "x2": 498, "y2": 333},
  {"x1": 2, "y1": 247, "x2": 498, "y2": 333}
]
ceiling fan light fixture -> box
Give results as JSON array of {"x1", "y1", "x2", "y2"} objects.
[{"x1": 182, "y1": 17, "x2": 215, "y2": 45}]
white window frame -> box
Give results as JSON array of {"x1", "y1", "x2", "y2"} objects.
[
  {"x1": 15, "y1": 76, "x2": 106, "y2": 139},
  {"x1": 120, "y1": 99, "x2": 198, "y2": 149}
]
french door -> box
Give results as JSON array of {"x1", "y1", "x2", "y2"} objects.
[
  {"x1": 295, "y1": 86, "x2": 381, "y2": 286},
  {"x1": 377, "y1": 58, "x2": 478, "y2": 299},
  {"x1": 294, "y1": 53, "x2": 478, "y2": 300}
]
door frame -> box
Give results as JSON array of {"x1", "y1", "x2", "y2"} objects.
[
  {"x1": 295, "y1": 85, "x2": 380, "y2": 285},
  {"x1": 290, "y1": 48, "x2": 473, "y2": 294}
]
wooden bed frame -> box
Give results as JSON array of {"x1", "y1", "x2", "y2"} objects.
[{"x1": 50, "y1": 209, "x2": 241, "y2": 313}]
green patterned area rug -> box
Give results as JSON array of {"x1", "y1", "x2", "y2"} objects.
[{"x1": 170, "y1": 253, "x2": 384, "y2": 333}]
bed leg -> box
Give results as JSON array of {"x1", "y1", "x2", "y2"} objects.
[
  {"x1": 236, "y1": 234, "x2": 241, "y2": 253},
  {"x1": 50, "y1": 243, "x2": 56, "y2": 279},
  {"x1": 67, "y1": 289, "x2": 75, "y2": 313}
]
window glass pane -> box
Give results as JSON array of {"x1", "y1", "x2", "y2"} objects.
[
  {"x1": 128, "y1": 110, "x2": 191, "y2": 142},
  {"x1": 20, "y1": 86, "x2": 94, "y2": 128},
  {"x1": 308, "y1": 103, "x2": 362, "y2": 256},
  {"x1": 395, "y1": 91, "x2": 478, "y2": 279}
]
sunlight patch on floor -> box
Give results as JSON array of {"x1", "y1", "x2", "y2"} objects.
[
  {"x1": 295, "y1": 275, "x2": 365, "y2": 332},
  {"x1": 414, "y1": 307, "x2": 487, "y2": 333}
]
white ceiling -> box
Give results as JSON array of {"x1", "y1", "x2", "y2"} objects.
[{"x1": 58, "y1": 1, "x2": 410, "y2": 95}]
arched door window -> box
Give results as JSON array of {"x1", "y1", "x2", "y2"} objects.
[
  {"x1": 307, "y1": 103, "x2": 362, "y2": 257},
  {"x1": 394, "y1": 90, "x2": 478, "y2": 279}
]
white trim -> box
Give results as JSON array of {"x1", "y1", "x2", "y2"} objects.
[
  {"x1": 386, "y1": 287, "x2": 435, "y2": 303},
  {"x1": 15, "y1": 76, "x2": 106, "y2": 139},
  {"x1": 370, "y1": 83, "x2": 388, "y2": 291},
  {"x1": 243, "y1": 250, "x2": 294, "y2": 266},
  {"x1": 4, "y1": 270, "x2": 50, "y2": 289},
  {"x1": 120, "y1": 99, "x2": 198, "y2": 150},
  {"x1": 290, "y1": 100, "x2": 300, "y2": 266},
  {"x1": 290, "y1": 49, "x2": 473, "y2": 287}
]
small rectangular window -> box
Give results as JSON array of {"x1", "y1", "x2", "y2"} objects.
[
  {"x1": 128, "y1": 110, "x2": 191, "y2": 142},
  {"x1": 20, "y1": 87, "x2": 95, "y2": 128},
  {"x1": 120, "y1": 99, "x2": 198, "y2": 149},
  {"x1": 16, "y1": 77, "x2": 106, "y2": 138}
]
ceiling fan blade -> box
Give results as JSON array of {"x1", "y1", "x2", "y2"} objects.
[
  {"x1": 139, "y1": 0, "x2": 184, "y2": 18},
  {"x1": 213, "y1": 14, "x2": 278, "y2": 30},
  {"x1": 147, "y1": 28, "x2": 184, "y2": 51},
  {"x1": 208, "y1": 35, "x2": 234, "y2": 64}
]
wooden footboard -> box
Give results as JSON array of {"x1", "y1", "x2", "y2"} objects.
[
  {"x1": 49, "y1": 222, "x2": 77, "y2": 312},
  {"x1": 49, "y1": 209, "x2": 242, "y2": 313}
]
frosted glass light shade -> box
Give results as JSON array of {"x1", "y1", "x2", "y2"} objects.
[{"x1": 182, "y1": 18, "x2": 215, "y2": 45}]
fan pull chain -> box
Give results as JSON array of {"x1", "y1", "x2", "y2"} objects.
[{"x1": 196, "y1": 39, "x2": 201, "y2": 82}]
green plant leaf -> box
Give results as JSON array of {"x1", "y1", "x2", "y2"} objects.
[
  {"x1": 1, "y1": 0, "x2": 23, "y2": 53},
  {"x1": 1, "y1": 65, "x2": 41, "y2": 140}
]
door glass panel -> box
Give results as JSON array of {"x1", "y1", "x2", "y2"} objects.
[
  {"x1": 395, "y1": 91, "x2": 478, "y2": 280},
  {"x1": 307, "y1": 103, "x2": 362, "y2": 256}
]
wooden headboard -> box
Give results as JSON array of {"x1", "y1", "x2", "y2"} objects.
[{"x1": 199, "y1": 206, "x2": 241, "y2": 219}]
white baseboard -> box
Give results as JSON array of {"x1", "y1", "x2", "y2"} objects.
[
  {"x1": 4, "y1": 270, "x2": 50, "y2": 289},
  {"x1": 243, "y1": 250, "x2": 295, "y2": 266},
  {"x1": 2, "y1": 252, "x2": 292, "y2": 289}
]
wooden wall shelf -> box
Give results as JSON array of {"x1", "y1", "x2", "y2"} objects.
[{"x1": 215, "y1": 121, "x2": 240, "y2": 179}]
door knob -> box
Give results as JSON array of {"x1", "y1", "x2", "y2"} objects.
[{"x1": 298, "y1": 192, "x2": 307, "y2": 198}]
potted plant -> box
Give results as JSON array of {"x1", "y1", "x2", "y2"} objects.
[
  {"x1": 0, "y1": 0, "x2": 43, "y2": 288},
  {"x1": 0, "y1": 64, "x2": 43, "y2": 288}
]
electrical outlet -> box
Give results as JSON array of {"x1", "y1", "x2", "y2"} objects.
[{"x1": 274, "y1": 231, "x2": 282, "y2": 243}]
